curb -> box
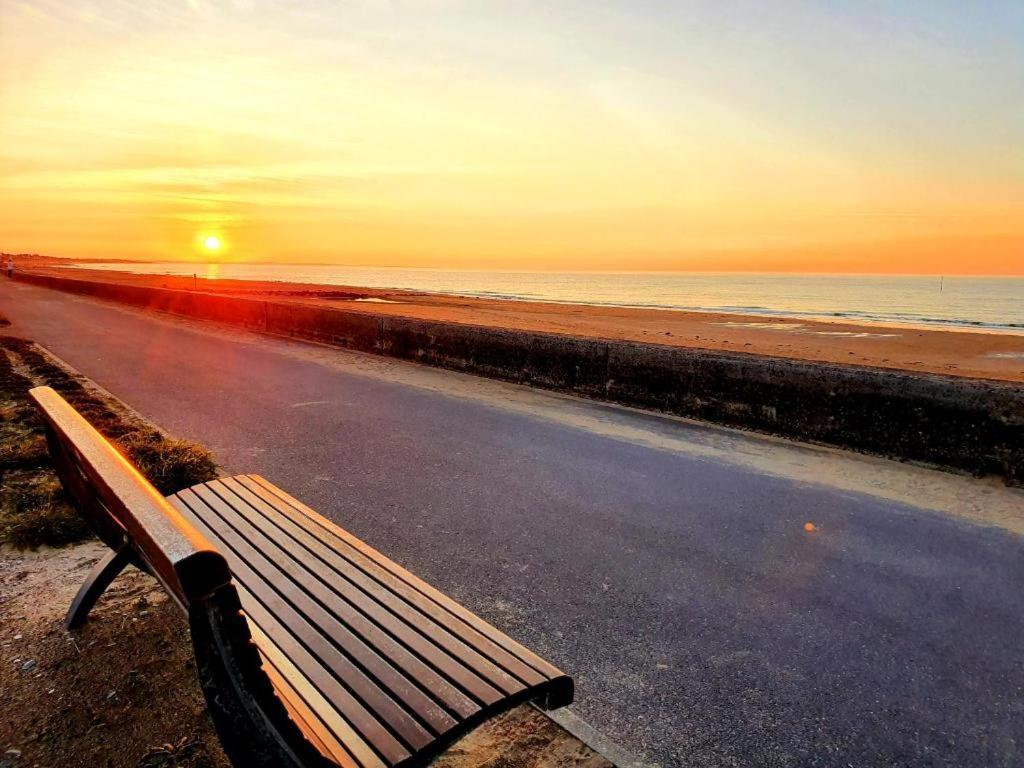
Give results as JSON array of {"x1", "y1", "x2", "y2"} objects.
[{"x1": 536, "y1": 705, "x2": 653, "y2": 768}]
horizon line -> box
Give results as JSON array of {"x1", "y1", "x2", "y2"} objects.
[{"x1": 6, "y1": 252, "x2": 1022, "y2": 279}]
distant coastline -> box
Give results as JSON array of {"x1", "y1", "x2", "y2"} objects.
[
  {"x1": 42, "y1": 258, "x2": 1024, "y2": 335},
  {"x1": 12, "y1": 255, "x2": 1024, "y2": 383}
]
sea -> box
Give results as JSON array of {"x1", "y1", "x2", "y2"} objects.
[{"x1": 67, "y1": 262, "x2": 1024, "y2": 333}]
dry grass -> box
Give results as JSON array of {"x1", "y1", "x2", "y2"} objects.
[
  {"x1": 115, "y1": 430, "x2": 218, "y2": 497},
  {"x1": 0, "y1": 336, "x2": 218, "y2": 549},
  {"x1": 0, "y1": 472, "x2": 89, "y2": 549},
  {"x1": 0, "y1": 433, "x2": 48, "y2": 470}
]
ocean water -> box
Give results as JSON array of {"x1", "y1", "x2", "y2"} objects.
[{"x1": 68, "y1": 262, "x2": 1024, "y2": 333}]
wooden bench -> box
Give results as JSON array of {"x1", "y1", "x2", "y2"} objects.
[{"x1": 29, "y1": 385, "x2": 573, "y2": 768}]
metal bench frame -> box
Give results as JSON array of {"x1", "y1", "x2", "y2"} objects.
[{"x1": 30, "y1": 386, "x2": 572, "y2": 768}]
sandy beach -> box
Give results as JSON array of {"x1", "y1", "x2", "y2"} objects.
[{"x1": 16, "y1": 256, "x2": 1024, "y2": 383}]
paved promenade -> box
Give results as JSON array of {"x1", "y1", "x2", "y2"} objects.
[{"x1": 3, "y1": 280, "x2": 1023, "y2": 767}]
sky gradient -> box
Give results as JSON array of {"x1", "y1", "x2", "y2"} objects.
[{"x1": 1, "y1": 1, "x2": 1022, "y2": 273}]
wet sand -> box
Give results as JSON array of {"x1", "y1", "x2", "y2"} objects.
[{"x1": 18, "y1": 257, "x2": 1024, "y2": 382}]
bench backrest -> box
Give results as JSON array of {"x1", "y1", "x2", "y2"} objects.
[{"x1": 29, "y1": 386, "x2": 231, "y2": 609}]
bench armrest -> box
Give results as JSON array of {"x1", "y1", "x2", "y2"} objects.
[{"x1": 29, "y1": 386, "x2": 230, "y2": 607}]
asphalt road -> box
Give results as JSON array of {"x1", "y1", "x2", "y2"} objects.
[{"x1": 3, "y1": 280, "x2": 1024, "y2": 768}]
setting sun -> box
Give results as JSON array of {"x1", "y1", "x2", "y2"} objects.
[
  {"x1": 203, "y1": 236, "x2": 221, "y2": 253},
  {"x1": 1, "y1": 2, "x2": 1021, "y2": 274}
]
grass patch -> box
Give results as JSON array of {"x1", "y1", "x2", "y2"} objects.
[
  {"x1": 115, "y1": 430, "x2": 218, "y2": 497},
  {"x1": 0, "y1": 433, "x2": 48, "y2": 470},
  {"x1": 0, "y1": 336, "x2": 218, "y2": 549},
  {"x1": 0, "y1": 472, "x2": 88, "y2": 548}
]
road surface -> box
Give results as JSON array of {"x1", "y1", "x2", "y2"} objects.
[{"x1": 3, "y1": 280, "x2": 1023, "y2": 767}]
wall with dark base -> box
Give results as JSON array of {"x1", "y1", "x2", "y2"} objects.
[{"x1": 15, "y1": 271, "x2": 1022, "y2": 485}]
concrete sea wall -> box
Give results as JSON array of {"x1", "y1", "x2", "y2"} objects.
[{"x1": 16, "y1": 271, "x2": 1024, "y2": 485}]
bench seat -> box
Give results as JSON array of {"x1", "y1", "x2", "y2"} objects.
[{"x1": 168, "y1": 474, "x2": 571, "y2": 768}]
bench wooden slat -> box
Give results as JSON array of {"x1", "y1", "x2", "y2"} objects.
[
  {"x1": 236, "y1": 475, "x2": 556, "y2": 687},
  {"x1": 215, "y1": 476, "x2": 517, "y2": 703},
  {"x1": 249, "y1": 622, "x2": 386, "y2": 768},
  {"x1": 176, "y1": 486, "x2": 459, "y2": 736},
  {"x1": 263, "y1": 656, "x2": 352, "y2": 767},
  {"x1": 243, "y1": 475, "x2": 566, "y2": 683},
  {"x1": 242, "y1": 591, "x2": 415, "y2": 764},
  {"x1": 188, "y1": 482, "x2": 484, "y2": 718},
  {"x1": 172, "y1": 491, "x2": 428, "y2": 761}
]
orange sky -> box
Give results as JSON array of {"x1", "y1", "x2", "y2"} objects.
[{"x1": 1, "y1": 2, "x2": 1022, "y2": 275}]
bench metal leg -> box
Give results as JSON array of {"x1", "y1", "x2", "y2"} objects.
[{"x1": 65, "y1": 544, "x2": 133, "y2": 631}]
